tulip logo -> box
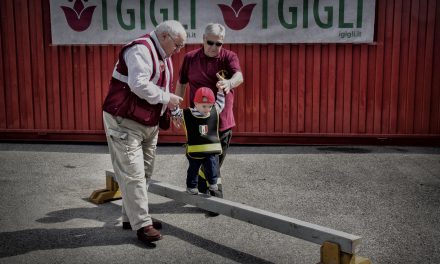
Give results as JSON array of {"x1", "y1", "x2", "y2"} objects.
[
  {"x1": 218, "y1": 0, "x2": 256, "y2": 30},
  {"x1": 61, "y1": 0, "x2": 96, "y2": 32}
]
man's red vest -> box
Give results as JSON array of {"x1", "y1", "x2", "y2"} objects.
[{"x1": 102, "y1": 34, "x2": 173, "y2": 126}]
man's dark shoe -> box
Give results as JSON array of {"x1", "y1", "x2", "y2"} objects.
[
  {"x1": 209, "y1": 189, "x2": 223, "y2": 198},
  {"x1": 123, "y1": 221, "x2": 162, "y2": 230},
  {"x1": 137, "y1": 225, "x2": 162, "y2": 243},
  {"x1": 122, "y1": 222, "x2": 131, "y2": 230},
  {"x1": 206, "y1": 189, "x2": 223, "y2": 217},
  {"x1": 207, "y1": 211, "x2": 220, "y2": 217}
]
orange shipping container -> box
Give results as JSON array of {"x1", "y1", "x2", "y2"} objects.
[{"x1": 0, "y1": 0, "x2": 439, "y2": 145}]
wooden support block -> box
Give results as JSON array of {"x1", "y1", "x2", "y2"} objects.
[
  {"x1": 88, "y1": 174, "x2": 122, "y2": 204},
  {"x1": 89, "y1": 188, "x2": 122, "y2": 204},
  {"x1": 341, "y1": 253, "x2": 372, "y2": 264},
  {"x1": 320, "y1": 241, "x2": 372, "y2": 264},
  {"x1": 321, "y1": 241, "x2": 340, "y2": 264},
  {"x1": 89, "y1": 188, "x2": 108, "y2": 203},
  {"x1": 106, "y1": 174, "x2": 119, "y2": 191}
]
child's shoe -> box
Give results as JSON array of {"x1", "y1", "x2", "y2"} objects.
[{"x1": 186, "y1": 187, "x2": 199, "y2": 195}]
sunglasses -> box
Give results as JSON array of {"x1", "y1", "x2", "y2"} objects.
[{"x1": 206, "y1": 40, "x2": 223, "y2": 47}]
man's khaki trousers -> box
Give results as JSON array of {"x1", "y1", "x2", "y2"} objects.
[{"x1": 103, "y1": 111, "x2": 158, "y2": 231}]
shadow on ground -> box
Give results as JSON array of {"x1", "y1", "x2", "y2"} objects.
[{"x1": 0, "y1": 201, "x2": 273, "y2": 264}]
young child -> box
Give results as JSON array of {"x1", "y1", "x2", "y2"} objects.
[{"x1": 172, "y1": 87, "x2": 225, "y2": 195}]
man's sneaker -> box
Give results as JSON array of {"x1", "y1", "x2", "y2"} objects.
[
  {"x1": 209, "y1": 184, "x2": 218, "y2": 191},
  {"x1": 186, "y1": 187, "x2": 199, "y2": 195},
  {"x1": 137, "y1": 225, "x2": 162, "y2": 243},
  {"x1": 123, "y1": 221, "x2": 162, "y2": 230}
]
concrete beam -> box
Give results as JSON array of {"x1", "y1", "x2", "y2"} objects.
[{"x1": 106, "y1": 171, "x2": 361, "y2": 254}]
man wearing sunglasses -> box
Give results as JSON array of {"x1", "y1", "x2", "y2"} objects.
[{"x1": 174, "y1": 23, "x2": 244, "y2": 210}]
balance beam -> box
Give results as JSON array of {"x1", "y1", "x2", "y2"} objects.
[{"x1": 102, "y1": 170, "x2": 361, "y2": 255}]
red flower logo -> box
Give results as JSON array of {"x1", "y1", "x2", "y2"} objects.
[
  {"x1": 61, "y1": 0, "x2": 96, "y2": 32},
  {"x1": 218, "y1": 0, "x2": 256, "y2": 30}
]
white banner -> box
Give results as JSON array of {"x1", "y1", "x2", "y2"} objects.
[{"x1": 50, "y1": 0, "x2": 376, "y2": 45}]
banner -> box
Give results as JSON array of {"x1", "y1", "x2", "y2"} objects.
[{"x1": 50, "y1": 0, "x2": 376, "y2": 45}]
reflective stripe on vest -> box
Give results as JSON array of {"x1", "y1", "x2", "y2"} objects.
[
  {"x1": 112, "y1": 64, "x2": 128, "y2": 83},
  {"x1": 187, "y1": 143, "x2": 222, "y2": 153}
]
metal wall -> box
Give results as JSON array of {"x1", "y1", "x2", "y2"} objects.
[{"x1": 0, "y1": 0, "x2": 439, "y2": 144}]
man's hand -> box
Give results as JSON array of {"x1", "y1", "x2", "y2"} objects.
[
  {"x1": 168, "y1": 94, "x2": 183, "y2": 108},
  {"x1": 172, "y1": 116, "x2": 183, "y2": 129},
  {"x1": 216, "y1": 73, "x2": 232, "y2": 94},
  {"x1": 171, "y1": 106, "x2": 183, "y2": 129}
]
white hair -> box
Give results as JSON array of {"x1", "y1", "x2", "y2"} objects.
[
  {"x1": 155, "y1": 20, "x2": 186, "y2": 38},
  {"x1": 204, "y1": 23, "x2": 225, "y2": 38}
]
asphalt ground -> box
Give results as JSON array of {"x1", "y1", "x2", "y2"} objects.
[{"x1": 0, "y1": 143, "x2": 439, "y2": 264}]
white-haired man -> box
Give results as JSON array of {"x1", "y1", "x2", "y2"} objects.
[{"x1": 102, "y1": 20, "x2": 186, "y2": 244}]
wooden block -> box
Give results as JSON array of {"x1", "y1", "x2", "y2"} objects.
[
  {"x1": 341, "y1": 253, "x2": 372, "y2": 264},
  {"x1": 89, "y1": 189, "x2": 121, "y2": 204},
  {"x1": 321, "y1": 241, "x2": 340, "y2": 264}
]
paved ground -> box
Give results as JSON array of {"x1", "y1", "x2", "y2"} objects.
[{"x1": 0, "y1": 143, "x2": 439, "y2": 264}]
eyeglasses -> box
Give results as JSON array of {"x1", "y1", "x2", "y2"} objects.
[
  {"x1": 168, "y1": 34, "x2": 185, "y2": 49},
  {"x1": 206, "y1": 40, "x2": 223, "y2": 47}
]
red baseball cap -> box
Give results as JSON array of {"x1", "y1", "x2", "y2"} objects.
[{"x1": 194, "y1": 87, "x2": 215, "y2": 104}]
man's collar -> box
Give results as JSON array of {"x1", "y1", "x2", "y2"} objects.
[{"x1": 150, "y1": 31, "x2": 167, "y2": 59}]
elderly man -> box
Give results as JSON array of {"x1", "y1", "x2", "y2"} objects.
[{"x1": 102, "y1": 20, "x2": 186, "y2": 244}]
